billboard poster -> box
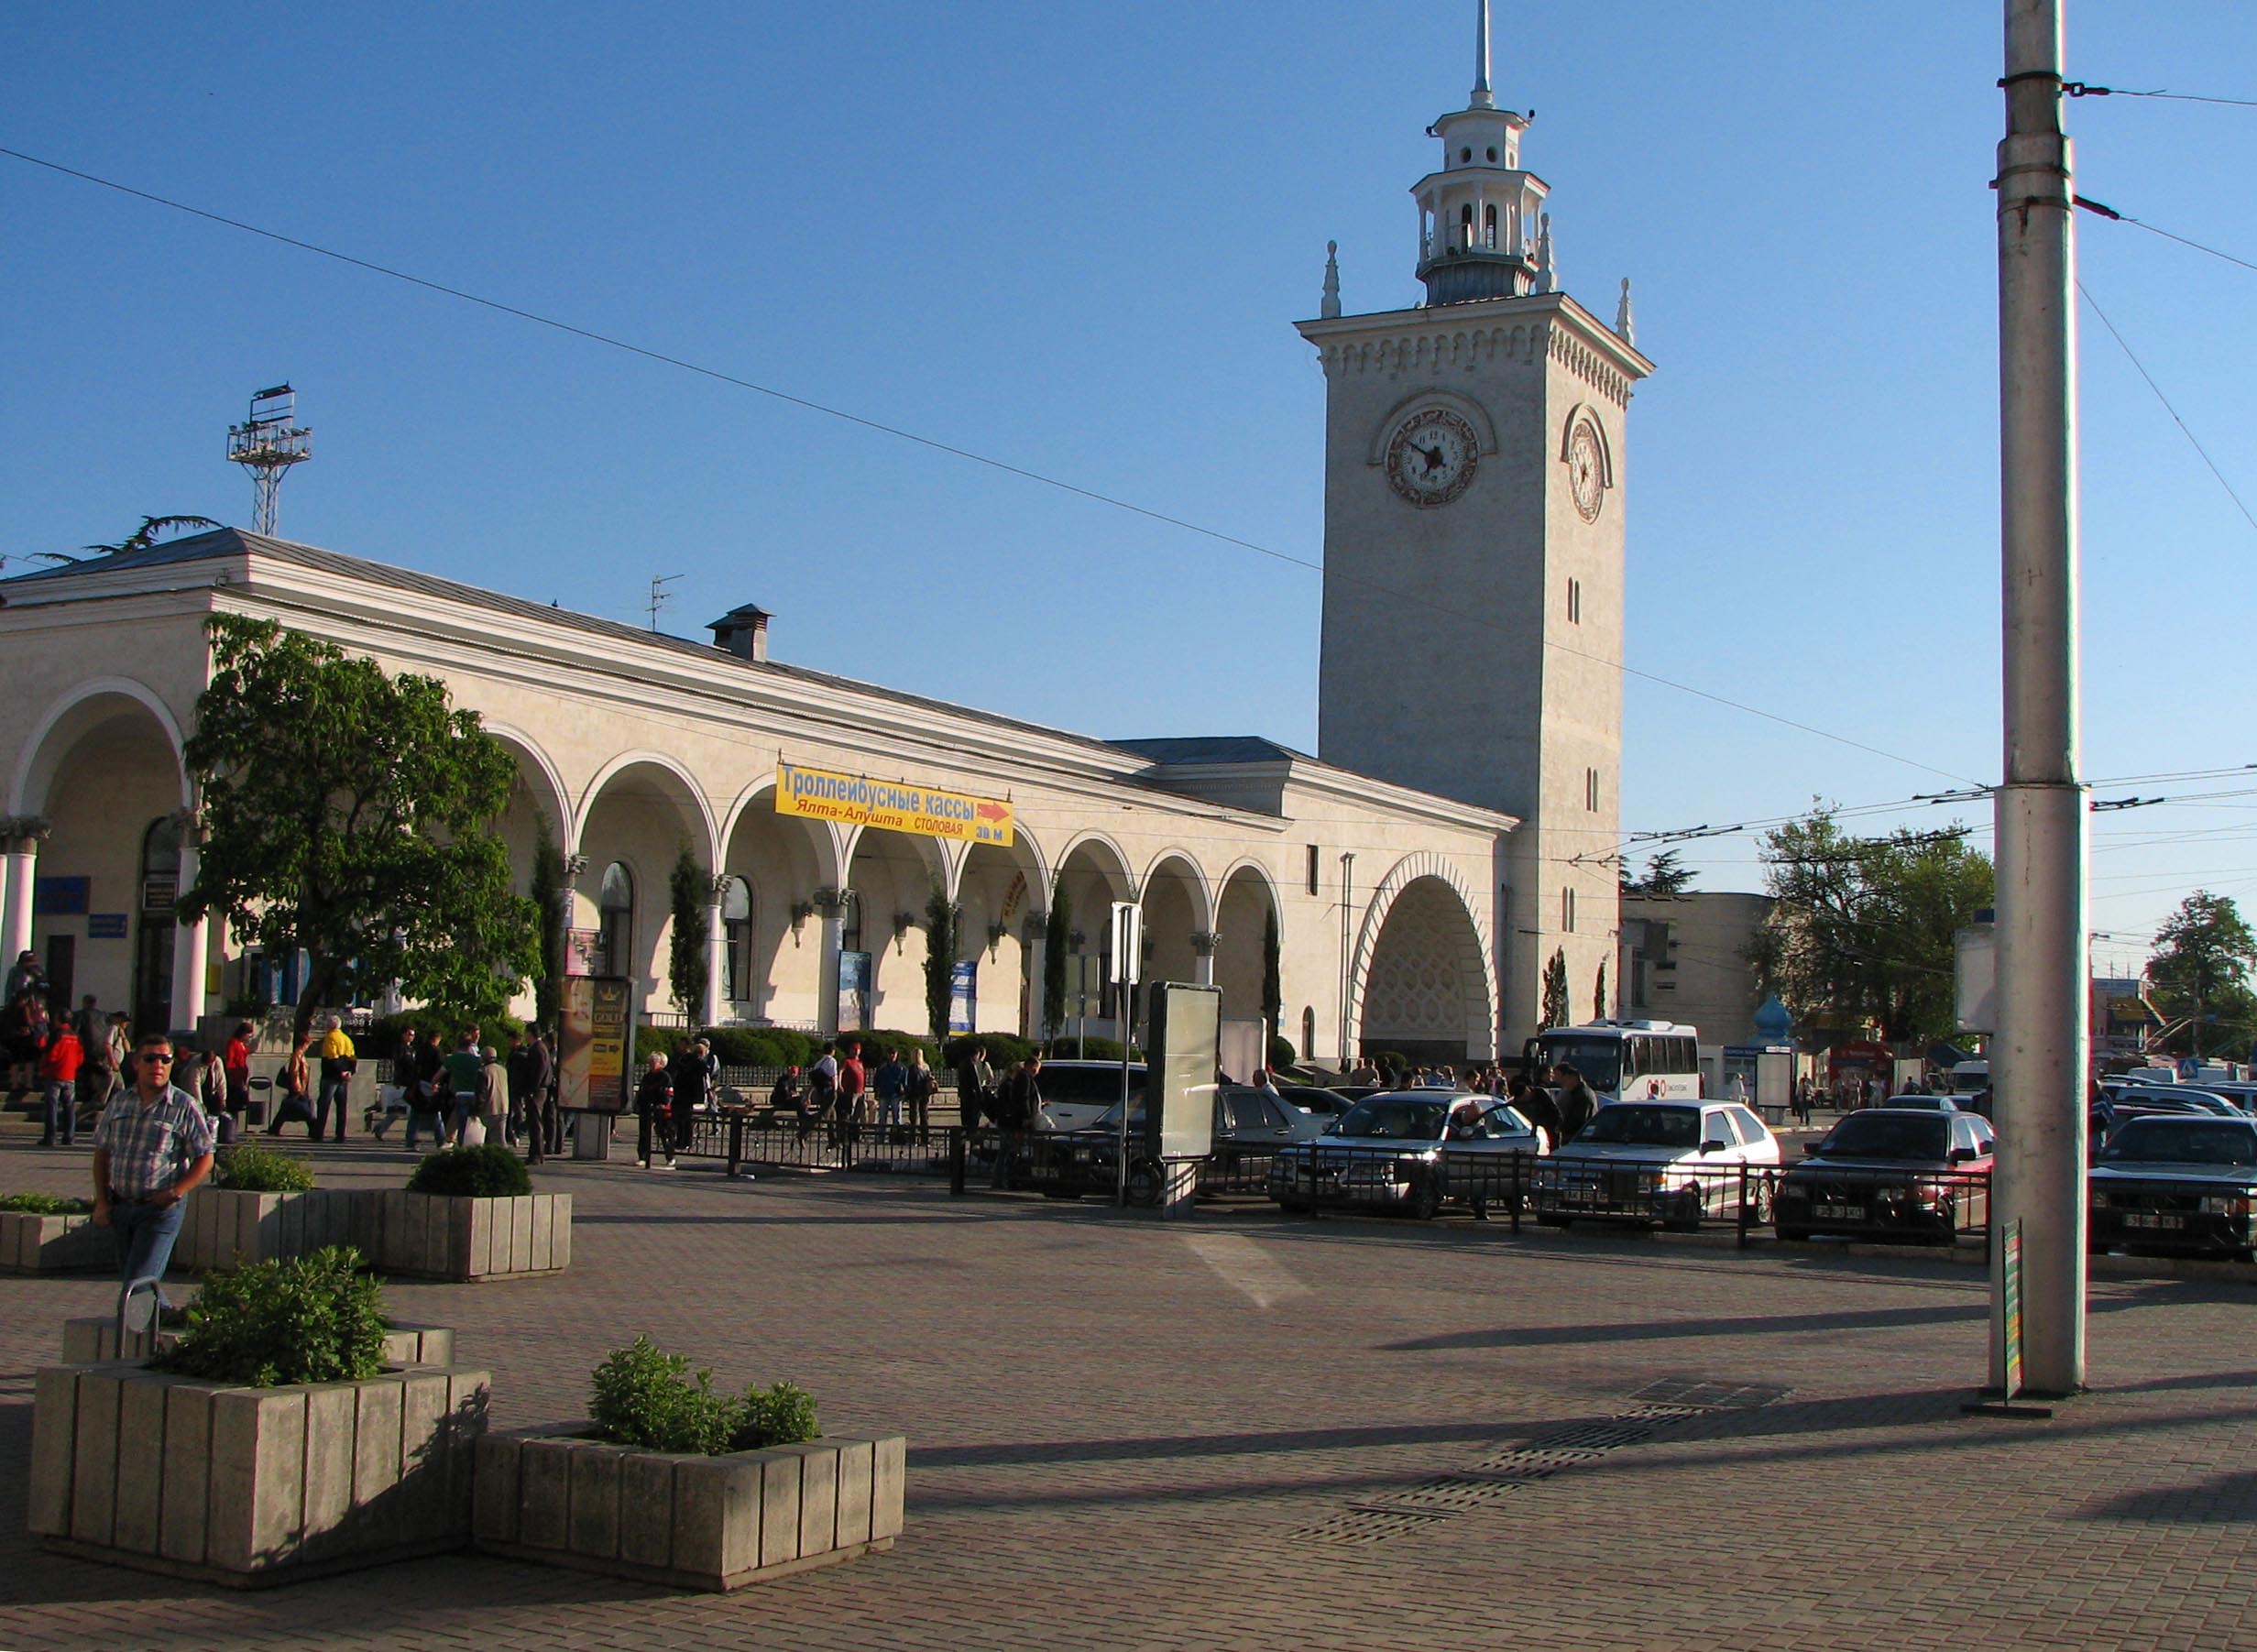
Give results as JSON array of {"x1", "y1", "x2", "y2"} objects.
[
  {"x1": 949, "y1": 959, "x2": 977, "y2": 1034},
  {"x1": 1143, "y1": 982, "x2": 1221, "y2": 1162},
  {"x1": 559, "y1": 976, "x2": 631, "y2": 1113},
  {"x1": 838, "y1": 950, "x2": 871, "y2": 1034},
  {"x1": 774, "y1": 760, "x2": 1013, "y2": 848}
]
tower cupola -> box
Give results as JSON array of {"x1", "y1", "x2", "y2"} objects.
[{"x1": 1413, "y1": 0, "x2": 1550, "y2": 305}]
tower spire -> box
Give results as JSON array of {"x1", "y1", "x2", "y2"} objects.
[{"x1": 1472, "y1": 0, "x2": 1495, "y2": 108}]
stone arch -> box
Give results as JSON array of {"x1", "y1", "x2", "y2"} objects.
[
  {"x1": 574, "y1": 754, "x2": 719, "y2": 1010},
  {"x1": 1347, "y1": 851, "x2": 1497, "y2": 1063},
  {"x1": 1138, "y1": 850, "x2": 1212, "y2": 1003},
  {"x1": 10, "y1": 676, "x2": 191, "y2": 815},
  {"x1": 840, "y1": 824, "x2": 948, "y2": 1033},
  {"x1": 479, "y1": 724, "x2": 572, "y2": 906},
  {"x1": 716, "y1": 776, "x2": 841, "y2": 1025},
  {"x1": 1213, "y1": 859, "x2": 1281, "y2": 1030},
  {"x1": 954, "y1": 824, "x2": 1050, "y2": 1038},
  {"x1": 1055, "y1": 834, "x2": 1135, "y2": 1030}
]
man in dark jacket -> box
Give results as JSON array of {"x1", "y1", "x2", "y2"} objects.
[
  {"x1": 1555, "y1": 1063, "x2": 1599, "y2": 1143},
  {"x1": 1507, "y1": 1072, "x2": 1567, "y2": 1153},
  {"x1": 635, "y1": 1050, "x2": 674, "y2": 1169},
  {"x1": 509, "y1": 1028, "x2": 556, "y2": 1161},
  {"x1": 992, "y1": 1054, "x2": 1042, "y2": 1189},
  {"x1": 670, "y1": 1038, "x2": 717, "y2": 1155},
  {"x1": 952, "y1": 1043, "x2": 992, "y2": 1135}
]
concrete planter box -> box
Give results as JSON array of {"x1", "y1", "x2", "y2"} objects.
[
  {"x1": 60, "y1": 1318, "x2": 454, "y2": 1367},
  {"x1": 28, "y1": 1358, "x2": 491, "y2": 1588},
  {"x1": 175, "y1": 1188, "x2": 383, "y2": 1272},
  {"x1": 372, "y1": 1192, "x2": 572, "y2": 1282},
  {"x1": 167, "y1": 1188, "x2": 570, "y2": 1282},
  {"x1": 474, "y1": 1427, "x2": 904, "y2": 1591},
  {"x1": 0, "y1": 1211, "x2": 110, "y2": 1274}
]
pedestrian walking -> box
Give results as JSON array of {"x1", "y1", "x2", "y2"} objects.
[
  {"x1": 670, "y1": 1037, "x2": 717, "y2": 1156},
  {"x1": 442, "y1": 1030, "x2": 485, "y2": 1144},
  {"x1": 808, "y1": 1042, "x2": 839, "y2": 1142},
  {"x1": 471, "y1": 1045, "x2": 509, "y2": 1147},
  {"x1": 635, "y1": 1049, "x2": 675, "y2": 1168},
  {"x1": 837, "y1": 1039, "x2": 868, "y2": 1149},
  {"x1": 223, "y1": 1021, "x2": 255, "y2": 1127},
  {"x1": 267, "y1": 1036, "x2": 320, "y2": 1136},
  {"x1": 80, "y1": 1011, "x2": 126, "y2": 1122},
  {"x1": 91, "y1": 1033, "x2": 216, "y2": 1309},
  {"x1": 38, "y1": 1017, "x2": 82, "y2": 1147}
]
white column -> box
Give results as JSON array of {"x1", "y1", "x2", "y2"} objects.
[
  {"x1": 170, "y1": 840, "x2": 209, "y2": 1033},
  {"x1": 816, "y1": 892, "x2": 843, "y2": 1036},
  {"x1": 702, "y1": 879, "x2": 729, "y2": 1027},
  {"x1": 0, "y1": 834, "x2": 37, "y2": 965},
  {"x1": 1190, "y1": 931, "x2": 1216, "y2": 989},
  {"x1": 1020, "y1": 931, "x2": 1045, "y2": 1040}
]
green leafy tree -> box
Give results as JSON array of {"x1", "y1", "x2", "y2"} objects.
[
  {"x1": 2147, "y1": 891, "x2": 2257, "y2": 1060},
  {"x1": 529, "y1": 816, "x2": 565, "y2": 1028},
  {"x1": 1622, "y1": 849, "x2": 1696, "y2": 896},
  {"x1": 1260, "y1": 908, "x2": 1282, "y2": 1047},
  {"x1": 1540, "y1": 947, "x2": 1570, "y2": 1031},
  {"x1": 1749, "y1": 809, "x2": 1993, "y2": 1045},
  {"x1": 179, "y1": 615, "x2": 539, "y2": 1045},
  {"x1": 1593, "y1": 959, "x2": 1608, "y2": 1022},
  {"x1": 666, "y1": 845, "x2": 709, "y2": 1017},
  {"x1": 1043, "y1": 882, "x2": 1070, "y2": 1036},
  {"x1": 922, "y1": 881, "x2": 958, "y2": 1045}
]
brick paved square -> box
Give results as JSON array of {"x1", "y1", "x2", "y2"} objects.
[{"x1": 0, "y1": 1139, "x2": 2252, "y2": 1651}]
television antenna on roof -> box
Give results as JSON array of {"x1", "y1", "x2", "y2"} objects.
[
  {"x1": 225, "y1": 384, "x2": 312, "y2": 537},
  {"x1": 647, "y1": 573, "x2": 683, "y2": 631}
]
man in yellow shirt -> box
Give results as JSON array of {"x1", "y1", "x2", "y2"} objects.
[{"x1": 315, "y1": 1014, "x2": 357, "y2": 1142}]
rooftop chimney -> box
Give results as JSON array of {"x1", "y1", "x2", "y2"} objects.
[{"x1": 708, "y1": 604, "x2": 772, "y2": 663}]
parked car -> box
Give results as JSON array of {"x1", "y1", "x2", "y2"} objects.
[
  {"x1": 1268, "y1": 1091, "x2": 1542, "y2": 1219},
  {"x1": 1047, "y1": 1085, "x2": 1329, "y2": 1201},
  {"x1": 1277, "y1": 1084, "x2": 1354, "y2": 1120},
  {"x1": 1532, "y1": 1100, "x2": 1781, "y2": 1230},
  {"x1": 1775, "y1": 1108, "x2": 1993, "y2": 1244},
  {"x1": 2087, "y1": 1115, "x2": 2257, "y2": 1260},
  {"x1": 1031, "y1": 1060, "x2": 1148, "y2": 1132},
  {"x1": 1871, "y1": 1094, "x2": 1963, "y2": 1113}
]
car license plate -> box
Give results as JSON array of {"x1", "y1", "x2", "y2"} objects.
[
  {"x1": 1815, "y1": 1204, "x2": 1865, "y2": 1221},
  {"x1": 2124, "y1": 1213, "x2": 2184, "y2": 1231}
]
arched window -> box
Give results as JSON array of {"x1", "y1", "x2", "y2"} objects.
[
  {"x1": 1301, "y1": 1006, "x2": 1317, "y2": 1061},
  {"x1": 598, "y1": 861, "x2": 634, "y2": 979},
  {"x1": 1484, "y1": 202, "x2": 1497, "y2": 248},
  {"x1": 1458, "y1": 202, "x2": 1474, "y2": 249},
  {"x1": 722, "y1": 877, "x2": 753, "y2": 1005}
]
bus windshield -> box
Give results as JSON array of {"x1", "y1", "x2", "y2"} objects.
[{"x1": 1535, "y1": 1035, "x2": 1623, "y2": 1093}]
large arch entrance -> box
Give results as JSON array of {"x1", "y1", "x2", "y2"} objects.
[
  {"x1": 1137, "y1": 852, "x2": 1211, "y2": 1029},
  {"x1": 1213, "y1": 863, "x2": 1279, "y2": 1041},
  {"x1": 574, "y1": 757, "x2": 717, "y2": 1016},
  {"x1": 840, "y1": 826, "x2": 945, "y2": 1036},
  {"x1": 718, "y1": 782, "x2": 836, "y2": 1029},
  {"x1": 955, "y1": 831, "x2": 1047, "y2": 1038},
  {"x1": 1349, "y1": 853, "x2": 1497, "y2": 1066},
  {"x1": 7, "y1": 684, "x2": 196, "y2": 1035},
  {"x1": 1054, "y1": 837, "x2": 1134, "y2": 1036}
]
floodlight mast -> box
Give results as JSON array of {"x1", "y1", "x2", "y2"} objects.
[{"x1": 225, "y1": 384, "x2": 312, "y2": 537}]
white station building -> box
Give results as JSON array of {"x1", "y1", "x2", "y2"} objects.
[{"x1": 0, "y1": 6, "x2": 1647, "y2": 1067}]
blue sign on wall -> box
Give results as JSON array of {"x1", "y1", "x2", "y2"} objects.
[
  {"x1": 87, "y1": 914, "x2": 129, "y2": 940},
  {"x1": 949, "y1": 960, "x2": 977, "y2": 1034},
  {"x1": 33, "y1": 876, "x2": 90, "y2": 915}
]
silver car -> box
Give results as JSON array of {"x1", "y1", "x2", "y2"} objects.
[
  {"x1": 1533, "y1": 1100, "x2": 1781, "y2": 1230},
  {"x1": 1268, "y1": 1091, "x2": 1541, "y2": 1219}
]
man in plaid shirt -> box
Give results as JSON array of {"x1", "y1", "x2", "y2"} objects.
[{"x1": 91, "y1": 1033, "x2": 216, "y2": 1301}]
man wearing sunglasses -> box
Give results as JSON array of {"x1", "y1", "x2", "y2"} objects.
[{"x1": 90, "y1": 1034, "x2": 217, "y2": 1301}]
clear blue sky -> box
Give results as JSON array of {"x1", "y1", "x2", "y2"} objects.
[{"x1": 5, "y1": 2, "x2": 2253, "y2": 973}]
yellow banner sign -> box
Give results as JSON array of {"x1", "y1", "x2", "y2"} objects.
[{"x1": 775, "y1": 761, "x2": 1014, "y2": 847}]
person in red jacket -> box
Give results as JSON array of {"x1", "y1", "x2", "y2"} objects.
[{"x1": 38, "y1": 1023, "x2": 83, "y2": 1148}]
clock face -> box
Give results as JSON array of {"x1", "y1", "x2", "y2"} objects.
[
  {"x1": 1567, "y1": 419, "x2": 1606, "y2": 522},
  {"x1": 1385, "y1": 409, "x2": 1480, "y2": 508}
]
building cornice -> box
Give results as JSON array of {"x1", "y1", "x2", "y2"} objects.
[{"x1": 1295, "y1": 290, "x2": 1652, "y2": 407}]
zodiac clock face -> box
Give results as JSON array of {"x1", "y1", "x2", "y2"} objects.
[
  {"x1": 1385, "y1": 409, "x2": 1480, "y2": 508},
  {"x1": 1566, "y1": 418, "x2": 1606, "y2": 522}
]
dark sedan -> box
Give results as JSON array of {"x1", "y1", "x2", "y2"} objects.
[
  {"x1": 2087, "y1": 1115, "x2": 2257, "y2": 1260},
  {"x1": 1775, "y1": 1108, "x2": 1993, "y2": 1244}
]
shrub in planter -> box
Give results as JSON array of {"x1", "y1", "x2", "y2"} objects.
[
  {"x1": 588, "y1": 1335, "x2": 820, "y2": 1454},
  {"x1": 155, "y1": 1245, "x2": 388, "y2": 1387},
  {"x1": 407, "y1": 1143, "x2": 533, "y2": 1198},
  {"x1": 212, "y1": 1141, "x2": 316, "y2": 1193},
  {"x1": 0, "y1": 1192, "x2": 94, "y2": 1215}
]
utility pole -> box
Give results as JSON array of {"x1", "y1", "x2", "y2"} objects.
[{"x1": 1990, "y1": 0, "x2": 2088, "y2": 1396}]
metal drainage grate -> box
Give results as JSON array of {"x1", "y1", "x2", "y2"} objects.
[
  {"x1": 1295, "y1": 1383, "x2": 1791, "y2": 1545},
  {"x1": 1633, "y1": 1378, "x2": 1791, "y2": 1410}
]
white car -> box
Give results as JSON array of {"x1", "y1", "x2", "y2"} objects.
[
  {"x1": 1533, "y1": 1100, "x2": 1781, "y2": 1229},
  {"x1": 1030, "y1": 1061, "x2": 1148, "y2": 1132}
]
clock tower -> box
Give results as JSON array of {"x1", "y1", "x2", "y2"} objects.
[{"x1": 1297, "y1": 0, "x2": 1654, "y2": 1050}]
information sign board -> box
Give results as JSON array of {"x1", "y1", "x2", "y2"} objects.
[
  {"x1": 1142, "y1": 982, "x2": 1220, "y2": 1162},
  {"x1": 559, "y1": 976, "x2": 632, "y2": 1113}
]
